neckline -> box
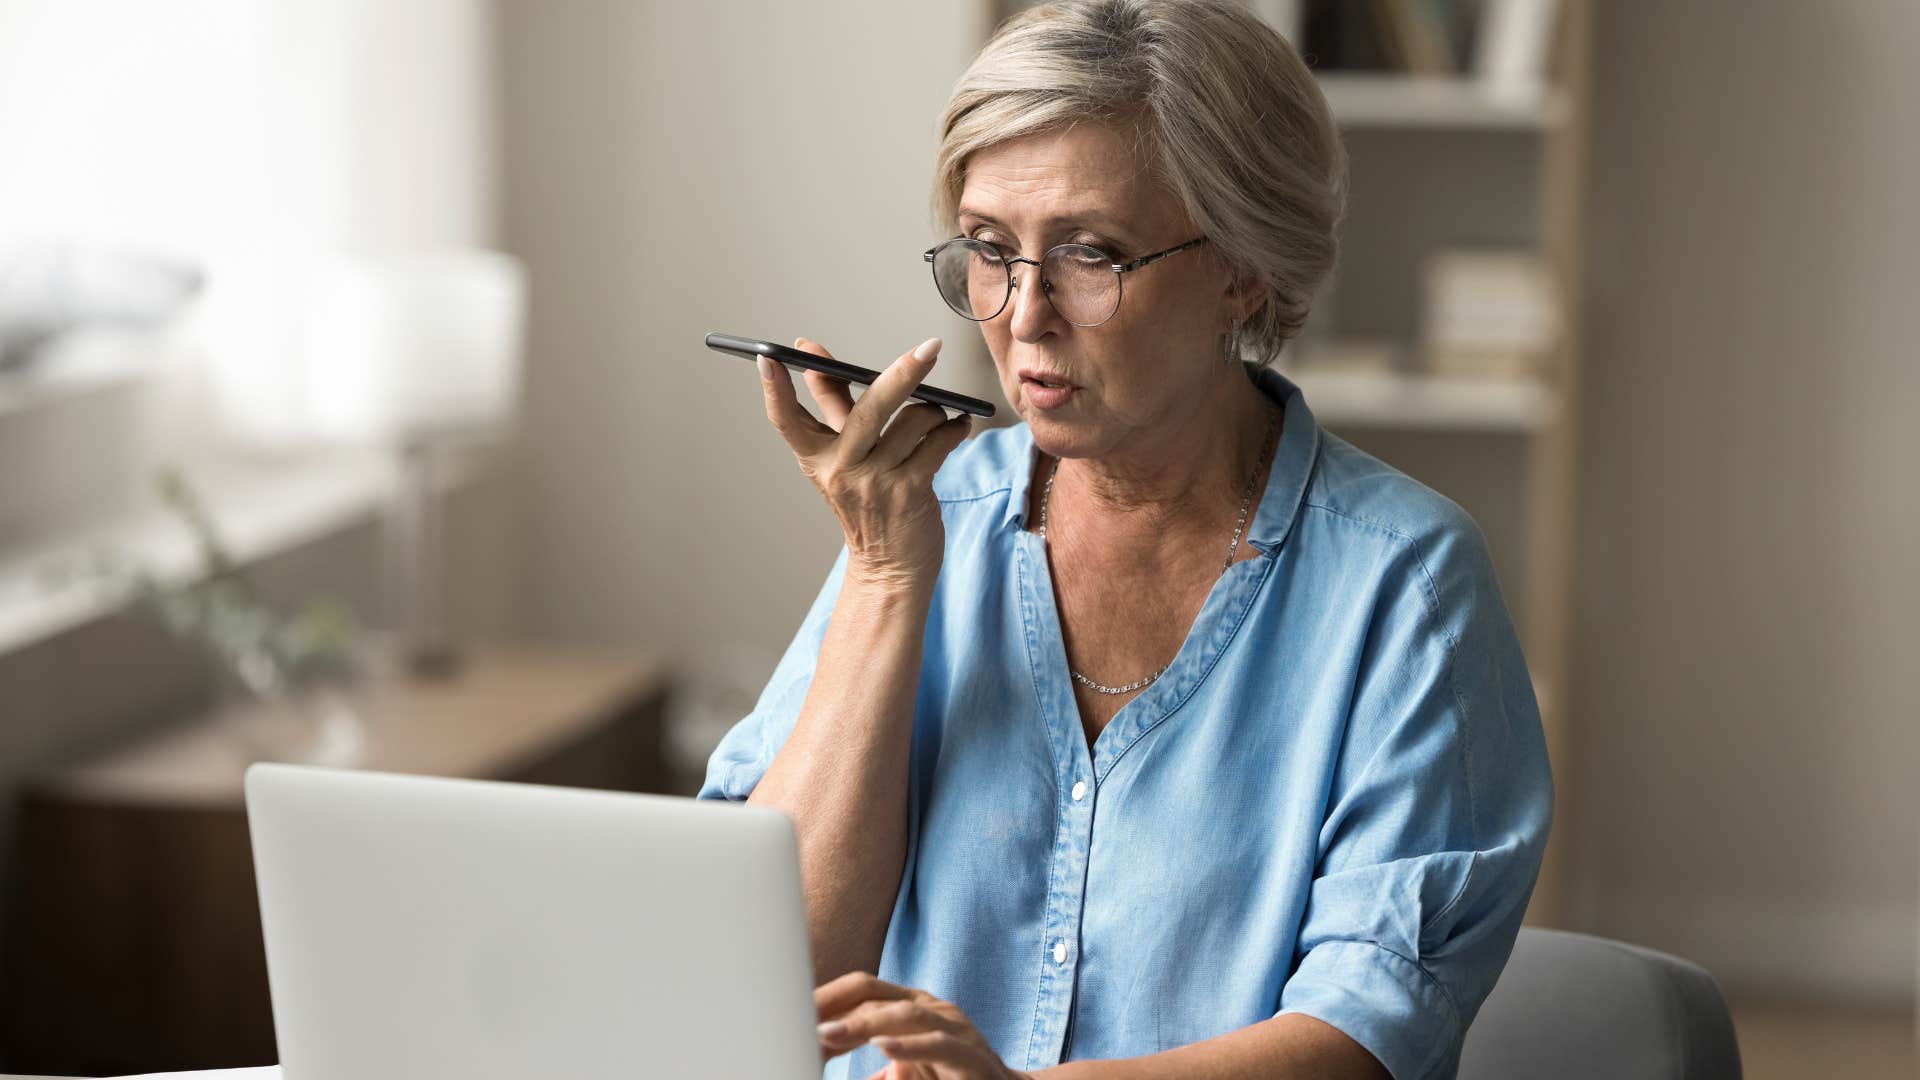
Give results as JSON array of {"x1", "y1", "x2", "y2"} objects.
[
  {"x1": 1015, "y1": 485, "x2": 1282, "y2": 782},
  {"x1": 1008, "y1": 364, "x2": 1318, "y2": 777},
  {"x1": 1002, "y1": 363, "x2": 1321, "y2": 558}
]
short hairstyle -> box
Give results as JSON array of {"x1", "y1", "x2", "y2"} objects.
[{"x1": 933, "y1": 0, "x2": 1349, "y2": 367}]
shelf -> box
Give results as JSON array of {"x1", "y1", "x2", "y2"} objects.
[
  {"x1": 0, "y1": 341, "x2": 157, "y2": 419},
  {"x1": 0, "y1": 451, "x2": 398, "y2": 653},
  {"x1": 0, "y1": 445, "x2": 516, "y2": 655},
  {"x1": 1317, "y1": 73, "x2": 1564, "y2": 131},
  {"x1": 1286, "y1": 367, "x2": 1557, "y2": 432}
]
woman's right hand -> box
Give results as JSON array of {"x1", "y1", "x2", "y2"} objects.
[{"x1": 760, "y1": 336, "x2": 973, "y2": 592}]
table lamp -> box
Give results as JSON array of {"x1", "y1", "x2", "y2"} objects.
[{"x1": 301, "y1": 250, "x2": 526, "y2": 676}]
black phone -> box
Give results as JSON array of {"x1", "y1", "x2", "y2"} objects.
[{"x1": 704, "y1": 331, "x2": 997, "y2": 419}]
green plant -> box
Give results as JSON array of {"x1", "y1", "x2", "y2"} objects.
[{"x1": 47, "y1": 466, "x2": 362, "y2": 694}]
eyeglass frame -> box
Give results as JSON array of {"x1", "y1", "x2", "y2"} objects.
[{"x1": 922, "y1": 234, "x2": 1211, "y2": 327}]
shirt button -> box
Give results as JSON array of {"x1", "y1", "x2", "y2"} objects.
[
  {"x1": 1052, "y1": 941, "x2": 1068, "y2": 964},
  {"x1": 1070, "y1": 781, "x2": 1088, "y2": 802}
]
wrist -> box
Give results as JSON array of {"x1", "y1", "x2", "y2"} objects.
[{"x1": 843, "y1": 557, "x2": 939, "y2": 601}]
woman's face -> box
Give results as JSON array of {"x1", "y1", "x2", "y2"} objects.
[{"x1": 956, "y1": 122, "x2": 1249, "y2": 462}]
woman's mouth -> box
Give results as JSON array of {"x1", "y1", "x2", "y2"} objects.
[{"x1": 1020, "y1": 374, "x2": 1078, "y2": 409}]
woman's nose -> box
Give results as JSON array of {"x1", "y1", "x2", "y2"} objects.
[{"x1": 1007, "y1": 264, "x2": 1057, "y2": 340}]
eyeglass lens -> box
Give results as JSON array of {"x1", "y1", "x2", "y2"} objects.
[{"x1": 930, "y1": 240, "x2": 1121, "y2": 326}]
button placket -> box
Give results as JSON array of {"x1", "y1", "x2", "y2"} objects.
[
  {"x1": 1016, "y1": 532, "x2": 1103, "y2": 1066},
  {"x1": 1047, "y1": 771, "x2": 1095, "y2": 1059},
  {"x1": 1029, "y1": 768, "x2": 1096, "y2": 1064},
  {"x1": 1029, "y1": 790, "x2": 1090, "y2": 1064}
]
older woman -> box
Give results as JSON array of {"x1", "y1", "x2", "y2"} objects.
[{"x1": 699, "y1": 2, "x2": 1552, "y2": 1078}]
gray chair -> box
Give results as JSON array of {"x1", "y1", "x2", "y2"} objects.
[{"x1": 1459, "y1": 928, "x2": 1743, "y2": 1080}]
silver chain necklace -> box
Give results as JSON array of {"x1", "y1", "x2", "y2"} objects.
[{"x1": 1038, "y1": 400, "x2": 1279, "y2": 696}]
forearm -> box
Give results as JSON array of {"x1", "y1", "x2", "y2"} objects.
[
  {"x1": 747, "y1": 572, "x2": 930, "y2": 987},
  {"x1": 1030, "y1": 1014, "x2": 1388, "y2": 1080}
]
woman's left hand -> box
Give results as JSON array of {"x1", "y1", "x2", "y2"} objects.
[{"x1": 815, "y1": 971, "x2": 1033, "y2": 1080}]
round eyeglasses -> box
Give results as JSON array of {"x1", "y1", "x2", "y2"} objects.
[{"x1": 923, "y1": 235, "x2": 1210, "y2": 327}]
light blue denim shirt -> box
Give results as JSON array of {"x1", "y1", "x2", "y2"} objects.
[{"x1": 700, "y1": 364, "x2": 1553, "y2": 1080}]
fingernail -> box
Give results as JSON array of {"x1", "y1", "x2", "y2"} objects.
[
  {"x1": 912, "y1": 337, "x2": 942, "y2": 363},
  {"x1": 817, "y1": 1020, "x2": 848, "y2": 1041},
  {"x1": 757, "y1": 356, "x2": 776, "y2": 381}
]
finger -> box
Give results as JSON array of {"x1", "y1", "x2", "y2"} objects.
[
  {"x1": 837, "y1": 337, "x2": 942, "y2": 463},
  {"x1": 795, "y1": 338, "x2": 856, "y2": 432},
  {"x1": 872, "y1": 1030, "x2": 984, "y2": 1067},
  {"x1": 861, "y1": 1060, "x2": 926, "y2": 1080},
  {"x1": 803, "y1": 368, "x2": 856, "y2": 433},
  {"x1": 897, "y1": 413, "x2": 974, "y2": 483},
  {"x1": 759, "y1": 354, "x2": 834, "y2": 458},
  {"x1": 814, "y1": 971, "x2": 917, "y2": 1021},
  {"x1": 866, "y1": 402, "x2": 953, "y2": 471},
  {"x1": 817, "y1": 999, "x2": 957, "y2": 1052}
]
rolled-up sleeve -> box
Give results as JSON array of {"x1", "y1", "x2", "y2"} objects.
[
  {"x1": 1276, "y1": 511, "x2": 1553, "y2": 1079},
  {"x1": 697, "y1": 545, "x2": 850, "y2": 803}
]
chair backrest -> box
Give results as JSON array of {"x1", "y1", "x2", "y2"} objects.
[{"x1": 1459, "y1": 928, "x2": 1743, "y2": 1080}]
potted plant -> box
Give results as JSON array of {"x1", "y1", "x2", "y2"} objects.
[{"x1": 48, "y1": 466, "x2": 371, "y2": 766}]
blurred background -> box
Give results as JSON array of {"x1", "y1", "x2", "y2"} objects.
[{"x1": 0, "y1": 1, "x2": 1913, "y2": 1077}]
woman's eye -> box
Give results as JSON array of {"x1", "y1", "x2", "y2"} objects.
[{"x1": 966, "y1": 232, "x2": 1120, "y2": 260}]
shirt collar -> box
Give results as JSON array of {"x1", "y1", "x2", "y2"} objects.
[
  {"x1": 1244, "y1": 363, "x2": 1319, "y2": 553},
  {"x1": 1000, "y1": 363, "x2": 1321, "y2": 555}
]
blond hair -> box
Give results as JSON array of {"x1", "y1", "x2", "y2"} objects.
[{"x1": 932, "y1": 0, "x2": 1348, "y2": 366}]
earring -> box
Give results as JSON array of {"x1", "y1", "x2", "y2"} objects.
[{"x1": 1223, "y1": 317, "x2": 1241, "y2": 365}]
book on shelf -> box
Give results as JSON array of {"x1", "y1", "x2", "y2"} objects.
[
  {"x1": 1299, "y1": 0, "x2": 1476, "y2": 75},
  {"x1": 999, "y1": 1, "x2": 1564, "y2": 105},
  {"x1": 1293, "y1": 0, "x2": 1561, "y2": 95},
  {"x1": 1419, "y1": 248, "x2": 1557, "y2": 380},
  {"x1": 1368, "y1": 0, "x2": 1458, "y2": 76},
  {"x1": 1475, "y1": 0, "x2": 1562, "y2": 100}
]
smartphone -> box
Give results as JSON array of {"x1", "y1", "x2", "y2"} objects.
[{"x1": 704, "y1": 331, "x2": 997, "y2": 419}]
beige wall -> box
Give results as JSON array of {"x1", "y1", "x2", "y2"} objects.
[
  {"x1": 1570, "y1": 0, "x2": 1920, "y2": 1001},
  {"x1": 498, "y1": 2, "x2": 989, "y2": 665}
]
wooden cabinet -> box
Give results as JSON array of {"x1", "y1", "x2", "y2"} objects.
[{"x1": 1, "y1": 647, "x2": 676, "y2": 1076}]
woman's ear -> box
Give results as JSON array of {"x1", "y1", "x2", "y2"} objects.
[{"x1": 1223, "y1": 271, "x2": 1269, "y2": 331}]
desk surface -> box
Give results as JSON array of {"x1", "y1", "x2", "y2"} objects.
[{"x1": 39, "y1": 646, "x2": 670, "y2": 806}]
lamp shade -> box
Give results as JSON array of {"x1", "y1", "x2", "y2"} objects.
[{"x1": 300, "y1": 251, "x2": 525, "y2": 444}]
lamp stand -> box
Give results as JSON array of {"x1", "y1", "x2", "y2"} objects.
[{"x1": 388, "y1": 436, "x2": 463, "y2": 679}]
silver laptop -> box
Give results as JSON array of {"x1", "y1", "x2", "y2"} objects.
[{"x1": 245, "y1": 763, "x2": 820, "y2": 1079}]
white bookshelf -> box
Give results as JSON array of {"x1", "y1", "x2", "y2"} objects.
[
  {"x1": 1318, "y1": 72, "x2": 1566, "y2": 131},
  {"x1": 1262, "y1": 0, "x2": 1590, "y2": 930},
  {"x1": 1288, "y1": 368, "x2": 1558, "y2": 432}
]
